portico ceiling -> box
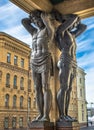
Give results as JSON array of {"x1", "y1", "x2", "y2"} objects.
[
  {"x1": 50, "y1": 0, "x2": 64, "y2": 5},
  {"x1": 9, "y1": 0, "x2": 94, "y2": 19}
]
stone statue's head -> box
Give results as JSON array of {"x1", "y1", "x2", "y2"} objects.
[
  {"x1": 29, "y1": 10, "x2": 45, "y2": 28},
  {"x1": 30, "y1": 10, "x2": 42, "y2": 19},
  {"x1": 50, "y1": 9, "x2": 65, "y2": 23}
]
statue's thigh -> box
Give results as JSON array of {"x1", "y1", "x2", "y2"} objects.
[
  {"x1": 41, "y1": 71, "x2": 50, "y2": 86},
  {"x1": 32, "y1": 71, "x2": 41, "y2": 86}
]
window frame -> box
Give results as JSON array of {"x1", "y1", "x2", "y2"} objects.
[
  {"x1": 6, "y1": 73, "x2": 10, "y2": 87},
  {"x1": 14, "y1": 55, "x2": 18, "y2": 65},
  {"x1": 4, "y1": 117, "x2": 9, "y2": 129},
  {"x1": 13, "y1": 75, "x2": 17, "y2": 89},
  {"x1": 7, "y1": 53, "x2": 11, "y2": 63},
  {"x1": 13, "y1": 95, "x2": 17, "y2": 108},
  {"x1": 21, "y1": 58, "x2": 24, "y2": 68},
  {"x1": 12, "y1": 117, "x2": 17, "y2": 128}
]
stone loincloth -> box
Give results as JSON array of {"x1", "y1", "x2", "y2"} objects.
[{"x1": 31, "y1": 53, "x2": 51, "y2": 73}]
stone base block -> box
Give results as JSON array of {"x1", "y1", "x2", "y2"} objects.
[
  {"x1": 56, "y1": 121, "x2": 80, "y2": 130},
  {"x1": 28, "y1": 121, "x2": 54, "y2": 130}
]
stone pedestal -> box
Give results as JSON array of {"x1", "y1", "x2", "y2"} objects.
[
  {"x1": 56, "y1": 121, "x2": 80, "y2": 130},
  {"x1": 28, "y1": 121, "x2": 54, "y2": 130}
]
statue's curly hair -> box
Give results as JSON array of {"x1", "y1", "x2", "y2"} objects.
[{"x1": 30, "y1": 9, "x2": 42, "y2": 18}]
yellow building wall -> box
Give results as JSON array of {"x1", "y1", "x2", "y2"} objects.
[
  {"x1": 0, "y1": 32, "x2": 37, "y2": 129},
  {"x1": 77, "y1": 67, "x2": 87, "y2": 127},
  {"x1": 0, "y1": 32, "x2": 79, "y2": 129}
]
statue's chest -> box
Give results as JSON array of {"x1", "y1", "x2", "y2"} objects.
[{"x1": 33, "y1": 28, "x2": 48, "y2": 39}]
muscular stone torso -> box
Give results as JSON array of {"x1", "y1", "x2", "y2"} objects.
[
  {"x1": 31, "y1": 27, "x2": 51, "y2": 73},
  {"x1": 57, "y1": 31, "x2": 76, "y2": 69},
  {"x1": 31, "y1": 28, "x2": 50, "y2": 59}
]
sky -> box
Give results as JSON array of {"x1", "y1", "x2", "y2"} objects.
[{"x1": 0, "y1": 0, "x2": 94, "y2": 107}]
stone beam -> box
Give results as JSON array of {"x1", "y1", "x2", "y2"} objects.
[
  {"x1": 9, "y1": 0, "x2": 53, "y2": 13},
  {"x1": 54, "y1": 0, "x2": 94, "y2": 18},
  {"x1": 75, "y1": 7, "x2": 94, "y2": 19},
  {"x1": 9, "y1": 0, "x2": 94, "y2": 18}
]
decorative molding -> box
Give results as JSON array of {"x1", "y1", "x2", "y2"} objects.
[
  {"x1": 0, "y1": 70, "x2": 2, "y2": 79},
  {"x1": 4, "y1": 40, "x2": 30, "y2": 58},
  {"x1": 0, "y1": 32, "x2": 31, "y2": 57},
  {"x1": 2, "y1": 87, "x2": 5, "y2": 92},
  {"x1": 0, "y1": 62, "x2": 28, "y2": 75}
]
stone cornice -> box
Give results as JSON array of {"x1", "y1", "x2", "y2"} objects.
[
  {"x1": 4, "y1": 40, "x2": 30, "y2": 58},
  {"x1": 0, "y1": 62, "x2": 28, "y2": 75},
  {"x1": 0, "y1": 32, "x2": 30, "y2": 48},
  {"x1": 9, "y1": 0, "x2": 94, "y2": 19},
  {"x1": 10, "y1": 0, "x2": 53, "y2": 13},
  {"x1": 75, "y1": 7, "x2": 94, "y2": 19},
  {"x1": 54, "y1": 0, "x2": 94, "y2": 19},
  {"x1": 0, "y1": 32, "x2": 31, "y2": 57}
]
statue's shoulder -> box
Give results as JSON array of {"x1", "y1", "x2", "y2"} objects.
[{"x1": 38, "y1": 28, "x2": 48, "y2": 37}]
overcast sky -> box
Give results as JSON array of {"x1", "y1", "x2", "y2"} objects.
[{"x1": 0, "y1": 0, "x2": 94, "y2": 107}]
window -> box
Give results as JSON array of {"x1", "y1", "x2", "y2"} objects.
[
  {"x1": 6, "y1": 73, "x2": 10, "y2": 87},
  {"x1": 21, "y1": 58, "x2": 24, "y2": 67},
  {"x1": 19, "y1": 117, "x2": 23, "y2": 128},
  {"x1": 28, "y1": 80, "x2": 31, "y2": 92},
  {"x1": 12, "y1": 117, "x2": 16, "y2": 128},
  {"x1": 28, "y1": 117, "x2": 31, "y2": 123},
  {"x1": 80, "y1": 88, "x2": 82, "y2": 97},
  {"x1": 28, "y1": 97, "x2": 31, "y2": 108},
  {"x1": 7, "y1": 53, "x2": 11, "y2": 63},
  {"x1": 13, "y1": 75, "x2": 17, "y2": 89},
  {"x1": 4, "y1": 117, "x2": 9, "y2": 128},
  {"x1": 5, "y1": 94, "x2": 9, "y2": 107},
  {"x1": 13, "y1": 95, "x2": 17, "y2": 108},
  {"x1": 82, "y1": 104, "x2": 84, "y2": 109},
  {"x1": 82, "y1": 111, "x2": 84, "y2": 121},
  {"x1": 80, "y1": 78, "x2": 82, "y2": 84},
  {"x1": 20, "y1": 77, "x2": 24, "y2": 90},
  {"x1": 14, "y1": 56, "x2": 18, "y2": 65},
  {"x1": 20, "y1": 96, "x2": 24, "y2": 108}
]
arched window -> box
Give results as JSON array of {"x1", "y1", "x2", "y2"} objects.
[
  {"x1": 19, "y1": 117, "x2": 23, "y2": 128},
  {"x1": 28, "y1": 117, "x2": 31, "y2": 123},
  {"x1": 6, "y1": 73, "x2": 10, "y2": 87},
  {"x1": 20, "y1": 77, "x2": 24, "y2": 90},
  {"x1": 28, "y1": 80, "x2": 31, "y2": 92},
  {"x1": 12, "y1": 117, "x2": 16, "y2": 128},
  {"x1": 13, "y1": 75, "x2": 17, "y2": 89},
  {"x1": 4, "y1": 117, "x2": 9, "y2": 128},
  {"x1": 28, "y1": 97, "x2": 31, "y2": 108},
  {"x1": 20, "y1": 96, "x2": 24, "y2": 108},
  {"x1": 13, "y1": 95, "x2": 17, "y2": 108},
  {"x1": 5, "y1": 94, "x2": 9, "y2": 107}
]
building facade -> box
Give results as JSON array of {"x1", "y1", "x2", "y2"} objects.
[
  {"x1": 0, "y1": 32, "x2": 80, "y2": 129},
  {"x1": 77, "y1": 67, "x2": 87, "y2": 127},
  {"x1": 0, "y1": 32, "x2": 38, "y2": 129}
]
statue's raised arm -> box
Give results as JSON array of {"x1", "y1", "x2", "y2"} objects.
[
  {"x1": 41, "y1": 12, "x2": 54, "y2": 40},
  {"x1": 21, "y1": 15, "x2": 37, "y2": 36},
  {"x1": 71, "y1": 20, "x2": 87, "y2": 37}
]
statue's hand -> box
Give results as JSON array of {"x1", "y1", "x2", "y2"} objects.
[{"x1": 41, "y1": 12, "x2": 52, "y2": 22}]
